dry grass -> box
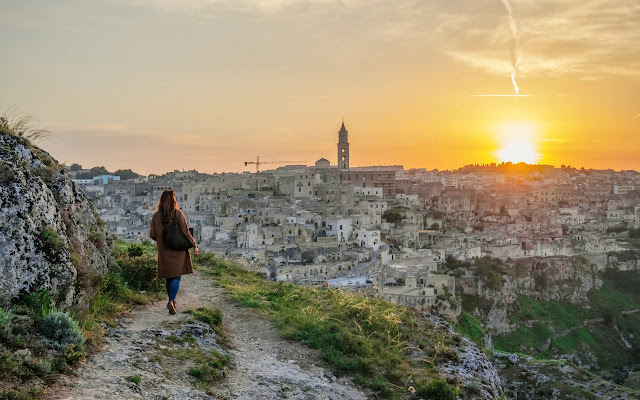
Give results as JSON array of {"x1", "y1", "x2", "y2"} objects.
[{"x1": 0, "y1": 113, "x2": 49, "y2": 144}]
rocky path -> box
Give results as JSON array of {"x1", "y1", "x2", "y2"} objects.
[{"x1": 49, "y1": 271, "x2": 369, "y2": 400}]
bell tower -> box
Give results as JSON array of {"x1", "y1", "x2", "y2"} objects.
[{"x1": 337, "y1": 119, "x2": 349, "y2": 170}]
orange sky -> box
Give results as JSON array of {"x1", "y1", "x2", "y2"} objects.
[{"x1": 1, "y1": 0, "x2": 639, "y2": 174}]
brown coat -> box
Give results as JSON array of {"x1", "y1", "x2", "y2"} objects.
[{"x1": 149, "y1": 209, "x2": 197, "y2": 279}]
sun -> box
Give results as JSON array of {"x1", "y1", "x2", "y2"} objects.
[{"x1": 495, "y1": 121, "x2": 540, "y2": 164}]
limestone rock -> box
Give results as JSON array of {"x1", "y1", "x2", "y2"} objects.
[{"x1": 0, "y1": 131, "x2": 113, "y2": 307}]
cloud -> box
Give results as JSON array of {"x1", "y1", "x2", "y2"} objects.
[{"x1": 433, "y1": 0, "x2": 640, "y2": 79}]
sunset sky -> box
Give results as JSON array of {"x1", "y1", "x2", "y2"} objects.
[{"x1": 1, "y1": 0, "x2": 639, "y2": 174}]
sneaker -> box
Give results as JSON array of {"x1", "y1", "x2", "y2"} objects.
[
  {"x1": 168, "y1": 301, "x2": 176, "y2": 315},
  {"x1": 172, "y1": 300, "x2": 177, "y2": 313}
]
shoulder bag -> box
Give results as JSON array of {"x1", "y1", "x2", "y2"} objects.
[{"x1": 163, "y1": 210, "x2": 194, "y2": 251}]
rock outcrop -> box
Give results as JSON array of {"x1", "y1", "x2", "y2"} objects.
[
  {"x1": 427, "y1": 314, "x2": 505, "y2": 399},
  {"x1": 458, "y1": 256, "x2": 601, "y2": 334},
  {"x1": 0, "y1": 131, "x2": 113, "y2": 307}
]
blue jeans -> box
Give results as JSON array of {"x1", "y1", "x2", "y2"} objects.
[{"x1": 166, "y1": 276, "x2": 181, "y2": 302}]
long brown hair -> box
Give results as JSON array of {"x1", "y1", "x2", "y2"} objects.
[{"x1": 157, "y1": 189, "x2": 178, "y2": 224}]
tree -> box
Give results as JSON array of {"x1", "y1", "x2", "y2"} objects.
[
  {"x1": 75, "y1": 166, "x2": 110, "y2": 179},
  {"x1": 114, "y1": 169, "x2": 141, "y2": 180},
  {"x1": 69, "y1": 163, "x2": 82, "y2": 171},
  {"x1": 382, "y1": 208, "x2": 403, "y2": 225}
]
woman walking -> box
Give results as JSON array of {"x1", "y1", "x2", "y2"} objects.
[{"x1": 149, "y1": 189, "x2": 199, "y2": 315}]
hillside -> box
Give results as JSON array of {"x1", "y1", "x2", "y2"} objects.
[
  {"x1": 0, "y1": 126, "x2": 508, "y2": 399},
  {"x1": 450, "y1": 255, "x2": 640, "y2": 398}
]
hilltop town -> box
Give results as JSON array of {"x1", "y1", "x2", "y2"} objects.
[{"x1": 71, "y1": 122, "x2": 640, "y2": 312}]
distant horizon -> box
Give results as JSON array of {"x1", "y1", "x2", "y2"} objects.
[
  {"x1": 2, "y1": 1, "x2": 639, "y2": 174},
  {"x1": 61, "y1": 157, "x2": 639, "y2": 177}
]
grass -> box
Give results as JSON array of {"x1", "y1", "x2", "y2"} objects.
[
  {"x1": 0, "y1": 242, "x2": 163, "y2": 398},
  {"x1": 194, "y1": 253, "x2": 463, "y2": 400},
  {"x1": 0, "y1": 114, "x2": 48, "y2": 144},
  {"x1": 185, "y1": 307, "x2": 226, "y2": 342},
  {"x1": 126, "y1": 375, "x2": 141, "y2": 385},
  {"x1": 160, "y1": 304, "x2": 229, "y2": 395},
  {"x1": 485, "y1": 267, "x2": 640, "y2": 383},
  {"x1": 166, "y1": 341, "x2": 230, "y2": 394},
  {"x1": 453, "y1": 311, "x2": 485, "y2": 345}
]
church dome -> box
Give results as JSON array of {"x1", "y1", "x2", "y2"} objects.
[{"x1": 315, "y1": 158, "x2": 331, "y2": 169}]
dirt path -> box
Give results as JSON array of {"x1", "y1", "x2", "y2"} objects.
[{"x1": 49, "y1": 271, "x2": 369, "y2": 400}]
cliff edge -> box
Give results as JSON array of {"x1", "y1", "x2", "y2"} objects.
[{"x1": 0, "y1": 130, "x2": 113, "y2": 307}]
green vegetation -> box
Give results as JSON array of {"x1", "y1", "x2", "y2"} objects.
[
  {"x1": 74, "y1": 166, "x2": 109, "y2": 179},
  {"x1": 113, "y1": 169, "x2": 140, "y2": 180},
  {"x1": 40, "y1": 312, "x2": 84, "y2": 350},
  {"x1": 474, "y1": 256, "x2": 505, "y2": 291},
  {"x1": 164, "y1": 309, "x2": 229, "y2": 395},
  {"x1": 608, "y1": 250, "x2": 639, "y2": 263},
  {"x1": 0, "y1": 242, "x2": 162, "y2": 397},
  {"x1": 118, "y1": 253, "x2": 163, "y2": 292},
  {"x1": 484, "y1": 268, "x2": 640, "y2": 383},
  {"x1": 40, "y1": 226, "x2": 65, "y2": 254},
  {"x1": 0, "y1": 161, "x2": 16, "y2": 185},
  {"x1": 126, "y1": 375, "x2": 141, "y2": 385},
  {"x1": 185, "y1": 307, "x2": 226, "y2": 342},
  {"x1": 32, "y1": 166, "x2": 56, "y2": 182},
  {"x1": 194, "y1": 253, "x2": 462, "y2": 399},
  {"x1": 416, "y1": 379, "x2": 459, "y2": 400},
  {"x1": 382, "y1": 207, "x2": 408, "y2": 225},
  {"x1": 453, "y1": 312, "x2": 485, "y2": 345},
  {"x1": 0, "y1": 114, "x2": 48, "y2": 145},
  {"x1": 72, "y1": 166, "x2": 141, "y2": 180}
]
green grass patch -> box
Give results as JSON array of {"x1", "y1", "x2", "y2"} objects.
[
  {"x1": 126, "y1": 375, "x2": 141, "y2": 385},
  {"x1": 194, "y1": 253, "x2": 461, "y2": 399},
  {"x1": 167, "y1": 347, "x2": 230, "y2": 394},
  {"x1": 453, "y1": 312, "x2": 485, "y2": 345},
  {"x1": 185, "y1": 307, "x2": 226, "y2": 342}
]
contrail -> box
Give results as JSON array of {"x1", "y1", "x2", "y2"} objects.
[
  {"x1": 500, "y1": 0, "x2": 522, "y2": 95},
  {"x1": 472, "y1": 94, "x2": 533, "y2": 97}
]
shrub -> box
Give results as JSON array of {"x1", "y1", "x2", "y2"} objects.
[
  {"x1": 21, "y1": 289, "x2": 54, "y2": 318},
  {"x1": 39, "y1": 311, "x2": 85, "y2": 350},
  {"x1": 88, "y1": 230, "x2": 106, "y2": 249},
  {"x1": 126, "y1": 375, "x2": 141, "y2": 385},
  {"x1": 32, "y1": 166, "x2": 56, "y2": 182},
  {"x1": 416, "y1": 379, "x2": 459, "y2": 400},
  {"x1": 382, "y1": 208, "x2": 404, "y2": 224},
  {"x1": 0, "y1": 386, "x2": 44, "y2": 400},
  {"x1": 40, "y1": 226, "x2": 65, "y2": 262},
  {"x1": 127, "y1": 244, "x2": 145, "y2": 257},
  {"x1": 534, "y1": 273, "x2": 548, "y2": 291},
  {"x1": 0, "y1": 307, "x2": 14, "y2": 340},
  {"x1": 119, "y1": 254, "x2": 162, "y2": 292},
  {"x1": 0, "y1": 162, "x2": 16, "y2": 185},
  {"x1": 0, "y1": 308, "x2": 33, "y2": 347}
]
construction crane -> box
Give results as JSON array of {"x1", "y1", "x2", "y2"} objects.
[{"x1": 244, "y1": 156, "x2": 307, "y2": 173}]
